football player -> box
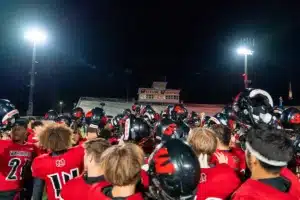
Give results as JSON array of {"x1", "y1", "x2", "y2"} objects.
[
  {"x1": 210, "y1": 124, "x2": 246, "y2": 176},
  {"x1": 232, "y1": 125, "x2": 300, "y2": 200},
  {"x1": 0, "y1": 113, "x2": 37, "y2": 200},
  {"x1": 187, "y1": 127, "x2": 241, "y2": 200},
  {"x1": 88, "y1": 143, "x2": 144, "y2": 199},
  {"x1": 147, "y1": 139, "x2": 200, "y2": 200},
  {"x1": 27, "y1": 121, "x2": 44, "y2": 144},
  {"x1": 61, "y1": 138, "x2": 110, "y2": 199},
  {"x1": 31, "y1": 124, "x2": 84, "y2": 200}
]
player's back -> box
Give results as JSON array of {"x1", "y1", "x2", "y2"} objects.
[
  {"x1": 211, "y1": 148, "x2": 245, "y2": 172},
  {"x1": 197, "y1": 164, "x2": 241, "y2": 200},
  {"x1": 0, "y1": 140, "x2": 36, "y2": 192},
  {"x1": 32, "y1": 145, "x2": 84, "y2": 200}
]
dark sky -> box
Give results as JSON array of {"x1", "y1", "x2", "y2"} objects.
[{"x1": 0, "y1": 1, "x2": 299, "y2": 115}]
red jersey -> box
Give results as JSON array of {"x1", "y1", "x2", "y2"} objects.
[
  {"x1": 140, "y1": 170, "x2": 149, "y2": 189},
  {"x1": 280, "y1": 168, "x2": 300, "y2": 199},
  {"x1": 88, "y1": 181, "x2": 144, "y2": 200},
  {"x1": 61, "y1": 174, "x2": 105, "y2": 200},
  {"x1": 32, "y1": 145, "x2": 84, "y2": 200},
  {"x1": 27, "y1": 128, "x2": 37, "y2": 144},
  {"x1": 78, "y1": 138, "x2": 87, "y2": 145},
  {"x1": 232, "y1": 168, "x2": 300, "y2": 200},
  {"x1": 211, "y1": 148, "x2": 246, "y2": 173},
  {"x1": 196, "y1": 164, "x2": 241, "y2": 200},
  {"x1": 0, "y1": 140, "x2": 37, "y2": 191}
]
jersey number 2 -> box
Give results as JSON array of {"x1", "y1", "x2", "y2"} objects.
[
  {"x1": 6, "y1": 158, "x2": 30, "y2": 181},
  {"x1": 48, "y1": 168, "x2": 79, "y2": 199},
  {"x1": 6, "y1": 158, "x2": 21, "y2": 180}
]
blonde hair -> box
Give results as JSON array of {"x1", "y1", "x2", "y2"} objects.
[
  {"x1": 39, "y1": 123, "x2": 72, "y2": 152},
  {"x1": 187, "y1": 127, "x2": 217, "y2": 156},
  {"x1": 83, "y1": 138, "x2": 111, "y2": 163},
  {"x1": 100, "y1": 143, "x2": 145, "y2": 186}
]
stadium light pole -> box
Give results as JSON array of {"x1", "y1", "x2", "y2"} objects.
[
  {"x1": 59, "y1": 101, "x2": 64, "y2": 114},
  {"x1": 237, "y1": 47, "x2": 253, "y2": 89},
  {"x1": 24, "y1": 28, "x2": 47, "y2": 116}
]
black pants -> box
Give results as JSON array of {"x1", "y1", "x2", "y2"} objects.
[{"x1": 0, "y1": 190, "x2": 19, "y2": 200}]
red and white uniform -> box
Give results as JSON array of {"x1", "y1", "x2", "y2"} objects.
[
  {"x1": 211, "y1": 147, "x2": 246, "y2": 174},
  {"x1": 31, "y1": 145, "x2": 84, "y2": 200},
  {"x1": 196, "y1": 164, "x2": 241, "y2": 200},
  {"x1": 232, "y1": 168, "x2": 300, "y2": 200},
  {"x1": 0, "y1": 140, "x2": 37, "y2": 191}
]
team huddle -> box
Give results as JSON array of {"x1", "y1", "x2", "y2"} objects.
[{"x1": 0, "y1": 88, "x2": 300, "y2": 200}]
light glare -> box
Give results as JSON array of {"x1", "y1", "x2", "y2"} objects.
[
  {"x1": 237, "y1": 47, "x2": 253, "y2": 55},
  {"x1": 24, "y1": 28, "x2": 47, "y2": 44}
]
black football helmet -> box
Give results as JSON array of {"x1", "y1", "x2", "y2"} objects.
[
  {"x1": 155, "y1": 118, "x2": 190, "y2": 141},
  {"x1": 203, "y1": 113, "x2": 227, "y2": 128},
  {"x1": 122, "y1": 115, "x2": 155, "y2": 154},
  {"x1": 71, "y1": 107, "x2": 85, "y2": 122},
  {"x1": 123, "y1": 108, "x2": 132, "y2": 117},
  {"x1": 148, "y1": 139, "x2": 200, "y2": 200},
  {"x1": 280, "y1": 107, "x2": 300, "y2": 130},
  {"x1": 122, "y1": 115, "x2": 151, "y2": 143},
  {"x1": 44, "y1": 109, "x2": 58, "y2": 121},
  {"x1": 187, "y1": 111, "x2": 201, "y2": 127},
  {"x1": 132, "y1": 103, "x2": 141, "y2": 114},
  {"x1": 222, "y1": 104, "x2": 236, "y2": 120},
  {"x1": 142, "y1": 105, "x2": 160, "y2": 124},
  {"x1": 0, "y1": 99, "x2": 19, "y2": 130},
  {"x1": 112, "y1": 114, "x2": 124, "y2": 129},
  {"x1": 233, "y1": 88, "x2": 274, "y2": 126},
  {"x1": 55, "y1": 114, "x2": 72, "y2": 127},
  {"x1": 85, "y1": 107, "x2": 106, "y2": 128},
  {"x1": 169, "y1": 104, "x2": 188, "y2": 121}
]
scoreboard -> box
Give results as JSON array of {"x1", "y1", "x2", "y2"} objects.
[{"x1": 138, "y1": 82, "x2": 180, "y2": 104}]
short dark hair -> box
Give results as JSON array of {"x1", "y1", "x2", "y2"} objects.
[
  {"x1": 99, "y1": 129, "x2": 111, "y2": 140},
  {"x1": 14, "y1": 118, "x2": 28, "y2": 129},
  {"x1": 211, "y1": 124, "x2": 231, "y2": 146},
  {"x1": 31, "y1": 121, "x2": 44, "y2": 130},
  {"x1": 246, "y1": 124, "x2": 293, "y2": 174}
]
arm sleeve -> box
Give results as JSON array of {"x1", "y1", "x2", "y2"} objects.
[{"x1": 31, "y1": 178, "x2": 45, "y2": 200}]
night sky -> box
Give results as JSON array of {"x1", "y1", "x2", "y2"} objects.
[{"x1": 0, "y1": 1, "x2": 299, "y2": 115}]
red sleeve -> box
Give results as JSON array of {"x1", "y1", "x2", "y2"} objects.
[
  {"x1": 281, "y1": 168, "x2": 300, "y2": 198},
  {"x1": 210, "y1": 153, "x2": 218, "y2": 165},
  {"x1": 231, "y1": 194, "x2": 256, "y2": 200},
  {"x1": 140, "y1": 170, "x2": 149, "y2": 189},
  {"x1": 232, "y1": 147, "x2": 246, "y2": 172},
  {"x1": 27, "y1": 133, "x2": 38, "y2": 143},
  {"x1": 31, "y1": 156, "x2": 45, "y2": 179},
  {"x1": 79, "y1": 138, "x2": 87, "y2": 145}
]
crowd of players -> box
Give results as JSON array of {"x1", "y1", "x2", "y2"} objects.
[{"x1": 0, "y1": 88, "x2": 300, "y2": 200}]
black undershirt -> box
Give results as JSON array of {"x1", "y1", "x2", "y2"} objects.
[
  {"x1": 83, "y1": 173, "x2": 105, "y2": 185},
  {"x1": 258, "y1": 176, "x2": 291, "y2": 193},
  {"x1": 103, "y1": 186, "x2": 129, "y2": 200}
]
